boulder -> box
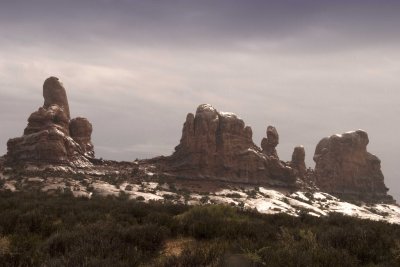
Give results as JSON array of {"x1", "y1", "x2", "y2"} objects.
[
  {"x1": 6, "y1": 77, "x2": 94, "y2": 167},
  {"x1": 313, "y1": 130, "x2": 392, "y2": 202}
]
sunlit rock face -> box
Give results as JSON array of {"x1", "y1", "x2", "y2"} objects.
[
  {"x1": 6, "y1": 77, "x2": 94, "y2": 167},
  {"x1": 313, "y1": 130, "x2": 393, "y2": 202},
  {"x1": 165, "y1": 104, "x2": 296, "y2": 184}
]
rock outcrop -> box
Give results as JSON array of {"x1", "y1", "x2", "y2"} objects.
[
  {"x1": 261, "y1": 126, "x2": 279, "y2": 158},
  {"x1": 70, "y1": 117, "x2": 94, "y2": 158},
  {"x1": 164, "y1": 104, "x2": 296, "y2": 184},
  {"x1": 43, "y1": 76, "x2": 70, "y2": 119},
  {"x1": 290, "y1": 146, "x2": 307, "y2": 178},
  {"x1": 2, "y1": 78, "x2": 396, "y2": 205},
  {"x1": 313, "y1": 130, "x2": 392, "y2": 202},
  {"x1": 6, "y1": 77, "x2": 94, "y2": 167}
]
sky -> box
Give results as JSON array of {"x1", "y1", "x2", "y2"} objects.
[{"x1": 1, "y1": 0, "x2": 399, "y2": 200}]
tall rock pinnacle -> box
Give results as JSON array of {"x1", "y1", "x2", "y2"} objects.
[
  {"x1": 6, "y1": 77, "x2": 94, "y2": 167},
  {"x1": 43, "y1": 76, "x2": 70, "y2": 119},
  {"x1": 291, "y1": 146, "x2": 307, "y2": 178},
  {"x1": 261, "y1": 126, "x2": 279, "y2": 158}
]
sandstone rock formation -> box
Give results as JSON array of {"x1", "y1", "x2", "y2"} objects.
[
  {"x1": 43, "y1": 76, "x2": 70, "y2": 119},
  {"x1": 0, "y1": 156, "x2": 4, "y2": 171},
  {"x1": 290, "y1": 146, "x2": 307, "y2": 178},
  {"x1": 261, "y1": 126, "x2": 279, "y2": 158},
  {"x1": 313, "y1": 130, "x2": 392, "y2": 202},
  {"x1": 165, "y1": 104, "x2": 296, "y2": 184},
  {"x1": 70, "y1": 117, "x2": 94, "y2": 158},
  {"x1": 6, "y1": 77, "x2": 94, "y2": 167}
]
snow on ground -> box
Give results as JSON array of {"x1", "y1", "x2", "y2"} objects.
[
  {"x1": 3, "y1": 182, "x2": 16, "y2": 192},
  {"x1": 26, "y1": 177, "x2": 45, "y2": 183},
  {"x1": 91, "y1": 182, "x2": 120, "y2": 196},
  {"x1": 291, "y1": 191, "x2": 311, "y2": 202},
  {"x1": 41, "y1": 177, "x2": 66, "y2": 192},
  {"x1": 1, "y1": 171, "x2": 399, "y2": 224},
  {"x1": 208, "y1": 187, "x2": 400, "y2": 224}
]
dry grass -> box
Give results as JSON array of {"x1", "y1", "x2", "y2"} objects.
[
  {"x1": 0, "y1": 236, "x2": 10, "y2": 256},
  {"x1": 162, "y1": 238, "x2": 194, "y2": 257}
]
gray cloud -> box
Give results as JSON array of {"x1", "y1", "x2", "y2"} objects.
[
  {"x1": 2, "y1": 0, "x2": 400, "y2": 51},
  {"x1": 1, "y1": 0, "x2": 400, "y2": 200}
]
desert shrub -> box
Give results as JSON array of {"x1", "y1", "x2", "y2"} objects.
[
  {"x1": 177, "y1": 205, "x2": 245, "y2": 239},
  {"x1": 41, "y1": 216, "x2": 168, "y2": 265},
  {"x1": 136, "y1": 195, "x2": 145, "y2": 201},
  {"x1": 225, "y1": 193, "x2": 242, "y2": 198},
  {"x1": 199, "y1": 195, "x2": 209, "y2": 204},
  {"x1": 0, "y1": 191, "x2": 400, "y2": 266}
]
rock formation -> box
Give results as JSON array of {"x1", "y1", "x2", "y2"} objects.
[
  {"x1": 313, "y1": 130, "x2": 392, "y2": 202},
  {"x1": 261, "y1": 126, "x2": 279, "y2": 158},
  {"x1": 70, "y1": 117, "x2": 94, "y2": 158},
  {"x1": 43, "y1": 76, "x2": 70, "y2": 119},
  {"x1": 165, "y1": 104, "x2": 296, "y2": 184},
  {"x1": 2, "y1": 77, "x2": 396, "y2": 204},
  {"x1": 6, "y1": 77, "x2": 94, "y2": 167},
  {"x1": 290, "y1": 146, "x2": 307, "y2": 178}
]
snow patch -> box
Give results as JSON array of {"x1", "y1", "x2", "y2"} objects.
[{"x1": 219, "y1": 112, "x2": 238, "y2": 119}]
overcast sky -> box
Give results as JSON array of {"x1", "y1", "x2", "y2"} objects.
[{"x1": 1, "y1": 0, "x2": 399, "y2": 200}]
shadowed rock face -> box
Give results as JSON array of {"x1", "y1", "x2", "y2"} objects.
[
  {"x1": 313, "y1": 130, "x2": 391, "y2": 202},
  {"x1": 165, "y1": 104, "x2": 296, "y2": 184},
  {"x1": 290, "y1": 146, "x2": 307, "y2": 178},
  {"x1": 70, "y1": 117, "x2": 94, "y2": 158},
  {"x1": 261, "y1": 126, "x2": 279, "y2": 158},
  {"x1": 6, "y1": 77, "x2": 94, "y2": 167}
]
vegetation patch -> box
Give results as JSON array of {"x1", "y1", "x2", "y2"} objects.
[{"x1": 0, "y1": 191, "x2": 399, "y2": 266}]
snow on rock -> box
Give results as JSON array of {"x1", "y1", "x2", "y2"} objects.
[
  {"x1": 290, "y1": 192, "x2": 310, "y2": 202},
  {"x1": 1, "y1": 170, "x2": 399, "y2": 224},
  {"x1": 3, "y1": 182, "x2": 16, "y2": 192},
  {"x1": 313, "y1": 192, "x2": 332, "y2": 200},
  {"x1": 0, "y1": 173, "x2": 7, "y2": 180},
  {"x1": 41, "y1": 177, "x2": 66, "y2": 192},
  {"x1": 287, "y1": 198, "x2": 328, "y2": 216},
  {"x1": 245, "y1": 197, "x2": 297, "y2": 215},
  {"x1": 26, "y1": 177, "x2": 45, "y2": 183},
  {"x1": 219, "y1": 111, "x2": 239, "y2": 119},
  {"x1": 209, "y1": 187, "x2": 400, "y2": 223}
]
